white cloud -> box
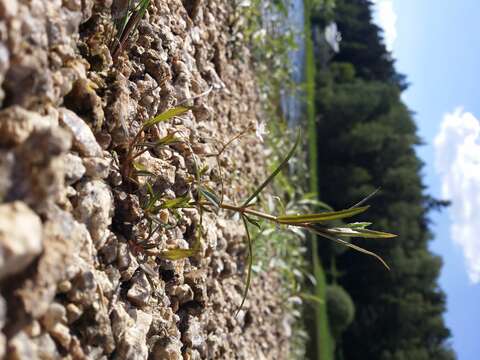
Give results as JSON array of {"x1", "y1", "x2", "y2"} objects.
[
  {"x1": 371, "y1": 0, "x2": 398, "y2": 52},
  {"x1": 434, "y1": 108, "x2": 480, "y2": 284}
]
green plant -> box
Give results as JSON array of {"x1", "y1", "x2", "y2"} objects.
[
  {"x1": 326, "y1": 284, "x2": 355, "y2": 338},
  {"x1": 119, "y1": 107, "x2": 396, "y2": 314},
  {"x1": 110, "y1": 0, "x2": 151, "y2": 61},
  {"x1": 120, "y1": 106, "x2": 189, "y2": 182}
]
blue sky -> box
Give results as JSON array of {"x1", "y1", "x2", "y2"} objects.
[{"x1": 372, "y1": 1, "x2": 480, "y2": 359}]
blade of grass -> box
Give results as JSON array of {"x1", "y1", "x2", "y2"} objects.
[
  {"x1": 326, "y1": 227, "x2": 397, "y2": 239},
  {"x1": 300, "y1": 292, "x2": 325, "y2": 305},
  {"x1": 158, "y1": 195, "x2": 192, "y2": 210},
  {"x1": 310, "y1": 227, "x2": 390, "y2": 270},
  {"x1": 277, "y1": 205, "x2": 370, "y2": 224},
  {"x1": 135, "y1": 133, "x2": 180, "y2": 149},
  {"x1": 236, "y1": 215, "x2": 253, "y2": 316},
  {"x1": 242, "y1": 131, "x2": 300, "y2": 207},
  {"x1": 198, "y1": 186, "x2": 221, "y2": 209},
  {"x1": 112, "y1": 0, "x2": 151, "y2": 59},
  {"x1": 349, "y1": 187, "x2": 381, "y2": 209},
  {"x1": 344, "y1": 222, "x2": 372, "y2": 229},
  {"x1": 142, "y1": 106, "x2": 191, "y2": 130}
]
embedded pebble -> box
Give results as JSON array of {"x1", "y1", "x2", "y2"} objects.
[
  {"x1": 82, "y1": 156, "x2": 110, "y2": 179},
  {"x1": 59, "y1": 108, "x2": 102, "y2": 157},
  {"x1": 127, "y1": 272, "x2": 152, "y2": 307},
  {"x1": 64, "y1": 153, "x2": 86, "y2": 184},
  {"x1": 74, "y1": 180, "x2": 113, "y2": 243},
  {"x1": 0, "y1": 106, "x2": 56, "y2": 146},
  {"x1": 0, "y1": 201, "x2": 42, "y2": 281}
]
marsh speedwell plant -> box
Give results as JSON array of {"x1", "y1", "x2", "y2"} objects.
[{"x1": 118, "y1": 106, "x2": 397, "y2": 312}]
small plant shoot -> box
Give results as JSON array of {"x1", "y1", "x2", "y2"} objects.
[{"x1": 119, "y1": 107, "x2": 397, "y2": 314}]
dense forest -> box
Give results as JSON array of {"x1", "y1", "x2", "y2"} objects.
[{"x1": 310, "y1": 1, "x2": 456, "y2": 359}]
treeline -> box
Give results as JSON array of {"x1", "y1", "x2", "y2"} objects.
[{"x1": 310, "y1": 1, "x2": 455, "y2": 359}]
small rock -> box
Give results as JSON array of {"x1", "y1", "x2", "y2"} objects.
[
  {"x1": 49, "y1": 323, "x2": 72, "y2": 350},
  {"x1": 111, "y1": 304, "x2": 152, "y2": 360},
  {"x1": 182, "y1": 316, "x2": 204, "y2": 349},
  {"x1": 0, "y1": 0, "x2": 18, "y2": 18},
  {"x1": 0, "y1": 201, "x2": 42, "y2": 281},
  {"x1": 0, "y1": 332, "x2": 5, "y2": 359},
  {"x1": 83, "y1": 156, "x2": 110, "y2": 179},
  {"x1": 184, "y1": 349, "x2": 202, "y2": 360},
  {"x1": 41, "y1": 302, "x2": 67, "y2": 330},
  {"x1": 35, "y1": 333, "x2": 60, "y2": 359},
  {"x1": 172, "y1": 284, "x2": 194, "y2": 305},
  {"x1": 63, "y1": 0, "x2": 81, "y2": 11},
  {"x1": 16, "y1": 208, "x2": 90, "y2": 319},
  {"x1": 64, "y1": 153, "x2": 86, "y2": 184},
  {"x1": 57, "y1": 280, "x2": 72, "y2": 293},
  {"x1": 8, "y1": 331, "x2": 37, "y2": 360},
  {"x1": 99, "y1": 233, "x2": 118, "y2": 264},
  {"x1": 184, "y1": 270, "x2": 207, "y2": 304},
  {"x1": 64, "y1": 79, "x2": 105, "y2": 132},
  {"x1": 67, "y1": 270, "x2": 97, "y2": 306},
  {"x1": 117, "y1": 242, "x2": 131, "y2": 270},
  {"x1": 114, "y1": 191, "x2": 142, "y2": 223},
  {"x1": 151, "y1": 336, "x2": 183, "y2": 360},
  {"x1": 136, "y1": 152, "x2": 176, "y2": 191},
  {"x1": 0, "y1": 106, "x2": 56, "y2": 147},
  {"x1": 108, "y1": 168, "x2": 123, "y2": 186},
  {"x1": 59, "y1": 107, "x2": 102, "y2": 157},
  {"x1": 66, "y1": 303, "x2": 83, "y2": 323},
  {"x1": 117, "y1": 242, "x2": 139, "y2": 281},
  {"x1": 10, "y1": 127, "x2": 71, "y2": 211},
  {"x1": 159, "y1": 209, "x2": 169, "y2": 224},
  {"x1": 0, "y1": 152, "x2": 13, "y2": 201},
  {"x1": 127, "y1": 272, "x2": 151, "y2": 307},
  {"x1": 74, "y1": 180, "x2": 113, "y2": 243},
  {"x1": 0, "y1": 295, "x2": 5, "y2": 328},
  {"x1": 24, "y1": 320, "x2": 41, "y2": 337}
]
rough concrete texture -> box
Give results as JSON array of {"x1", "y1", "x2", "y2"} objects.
[{"x1": 0, "y1": 0, "x2": 291, "y2": 359}]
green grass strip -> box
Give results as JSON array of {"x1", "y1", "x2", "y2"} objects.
[{"x1": 304, "y1": 1, "x2": 334, "y2": 359}]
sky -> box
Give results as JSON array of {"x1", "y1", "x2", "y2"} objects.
[{"x1": 371, "y1": 1, "x2": 480, "y2": 359}]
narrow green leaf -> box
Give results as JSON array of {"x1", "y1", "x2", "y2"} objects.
[
  {"x1": 277, "y1": 206, "x2": 370, "y2": 224},
  {"x1": 198, "y1": 165, "x2": 209, "y2": 177},
  {"x1": 135, "y1": 170, "x2": 155, "y2": 177},
  {"x1": 142, "y1": 106, "x2": 190, "y2": 130},
  {"x1": 242, "y1": 131, "x2": 301, "y2": 207},
  {"x1": 300, "y1": 293, "x2": 325, "y2": 305},
  {"x1": 159, "y1": 195, "x2": 192, "y2": 209},
  {"x1": 133, "y1": 162, "x2": 155, "y2": 178},
  {"x1": 135, "y1": 133, "x2": 180, "y2": 148},
  {"x1": 160, "y1": 248, "x2": 196, "y2": 260},
  {"x1": 344, "y1": 222, "x2": 372, "y2": 229},
  {"x1": 244, "y1": 215, "x2": 262, "y2": 230},
  {"x1": 198, "y1": 186, "x2": 220, "y2": 208},
  {"x1": 349, "y1": 187, "x2": 381, "y2": 209},
  {"x1": 144, "y1": 182, "x2": 162, "y2": 211},
  {"x1": 236, "y1": 215, "x2": 253, "y2": 316},
  {"x1": 309, "y1": 227, "x2": 390, "y2": 270},
  {"x1": 112, "y1": 0, "x2": 150, "y2": 59},
  {"x1": 145, "y1": 181, "x2": 154, "y2": 197},
  {"x1": 133, "y1": 161, "x2": 148, "y2": 171},
  {"x1": 326, "y1": 227, "x2": 397, "y2": 239}
]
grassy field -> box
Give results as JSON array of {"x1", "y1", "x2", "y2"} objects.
[{"x1": 304, "y1": 1, "x2": 334, "y2": 359}]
